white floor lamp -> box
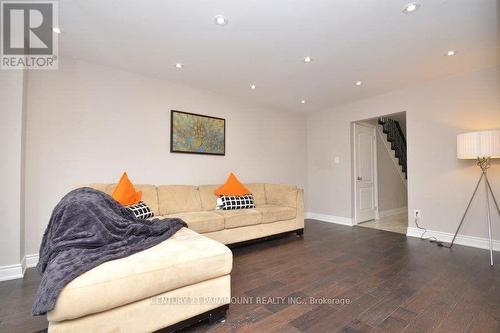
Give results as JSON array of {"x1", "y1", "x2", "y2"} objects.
[{"x1": 444, "y1": 130, "x2": 500, "y2": 266}]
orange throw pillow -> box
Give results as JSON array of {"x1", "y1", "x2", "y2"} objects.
[
  {"x1": 112, "y1": 172, "x2": 142, "y2": 205},
  {"x1": 215, "y1": 173, "x2": 250, "y2": 196}
]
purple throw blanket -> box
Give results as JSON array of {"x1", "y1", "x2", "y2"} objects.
[{"x1": 32, "y1": 187, "x2": 186, "y2": 315}]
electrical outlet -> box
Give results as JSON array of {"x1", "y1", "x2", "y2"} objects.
[{"x1": 414, "y1": 210, "x2": 421, "y2": 219}]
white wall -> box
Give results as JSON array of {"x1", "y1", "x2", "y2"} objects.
[
  {"x1": 24, "y1": 58, "x2": 307, "y2": 255},
  {"x1": 307, "y1": 66, "x2": 500, "y2": 240},
  {"x1": 0, "y1": 71, "x2": 25, "y2": 267}
]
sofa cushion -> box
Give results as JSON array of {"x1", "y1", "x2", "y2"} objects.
[
  {"x1": 199, "y1": 184, "x2": 266, "y2": 210},
  {"x1": 256, "y1": 205, "x2": 297, "y2": 223},
  {"x1": 220, "y1": 194, "x2": 256, "y2": 210},
  {"x1": 104, "y1": 184, "x2": 116, "y2": 195},
  {"x1": 162, "y1": 211, "x2": 224, "y2": 233},
  {"x1": 245, "y1": 183, "x2": 266, "y2": 206},
  {"x1": 265, "y1": 184, "x2": 298, "y2": 208},
  {"x1": 216, "y1": 209, "x2": 262, "y2": 229},
  {"x1": 47, "y1": 228, "x2": 232, "y2": 322},
  {"x1": 198, "y1": 185, "x2": 219, "y2": 211},
  {"x1": 126, "y1": 201, "x2": 154, "y2": 219},
  {"x1": 134, "y1": 184, "x2": 159, "y2": 216},
  {"x1": 111, "y1": 172, "x2": 142, "y2": 205},
  {"x1": 157, "y1": 185, "x2": 202, "y2": 215},
  {"x1": 215, "y1": 173, "x2": 250, "y2": 196},
  {"x1": 86, "y1": 183, "x2": 159, "y2": 216}
]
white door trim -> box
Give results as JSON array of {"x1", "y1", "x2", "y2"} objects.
[{"x1": 353, "y1": 122, "x2": 379, "y2": 225}]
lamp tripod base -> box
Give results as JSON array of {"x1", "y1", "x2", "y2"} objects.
[{"x1": 440, "y1": 160, "x2": 499, "y2": 266}]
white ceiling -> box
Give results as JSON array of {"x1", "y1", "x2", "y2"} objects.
[{"x1": 58, "y1": 0, "x2": 499, "y2": 112}]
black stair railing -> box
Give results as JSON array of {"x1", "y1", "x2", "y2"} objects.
[{"x1": 378, "y1": 117, "x2": 407, "y2": 179}]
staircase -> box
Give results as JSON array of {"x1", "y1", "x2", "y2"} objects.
[{"x1": 378, "y1": 117, "x2": 407, "y2": 180}]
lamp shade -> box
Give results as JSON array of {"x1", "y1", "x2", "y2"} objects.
[{"x1": 457, "y1": 129, "x2": 500, "y2": 159}]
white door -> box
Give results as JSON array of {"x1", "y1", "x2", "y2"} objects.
[{"x1": 354, "y1": 123, "x2": 377, "y2": 223}]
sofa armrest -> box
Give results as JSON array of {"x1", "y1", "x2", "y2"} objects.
[
  {"x1": 265, "y1": 184, "x2": 299, "y2": 207},
  {"x1": 296, "y1": 188, "x2": 304, "y2": 229}
]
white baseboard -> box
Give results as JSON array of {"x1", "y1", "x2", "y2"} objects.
[
  {"x1": 305, "y1": 212, "x2": 353, "y2": 226},
  {"x1": 0, "y1": 253, "x2": 39, "y2": 282},
  {"x1": 3, "y1": 228, "x2": 498, "y2": 281},
  {"x1": 378, "y1": 206, "x2": 407, "y2": 218},
  {"x1": 25, "y1": 254, "x2": 39, "y2": 268},
  {"x1": 0, "y1": 264, "x2": 23, "y2": 282},
  {"x1": 407, "y1": 227, "x2": 500, "y2": 252}
]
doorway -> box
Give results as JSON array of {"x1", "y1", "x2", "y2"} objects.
[{"x1": 352, "y1": 112, "x2": 408, "y2": 234}]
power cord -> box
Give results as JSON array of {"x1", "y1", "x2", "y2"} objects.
[{"x1": 414, "y1": 212, "x2": 443, "y2": 246}]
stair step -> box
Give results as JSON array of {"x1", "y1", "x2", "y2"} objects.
[{"x1": 378, "y1": 117, "x2": 407, "y2": 181}]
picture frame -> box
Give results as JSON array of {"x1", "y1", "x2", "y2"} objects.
[{"x1": 170, "y1": 110, "x2": 226, "y2": 156}]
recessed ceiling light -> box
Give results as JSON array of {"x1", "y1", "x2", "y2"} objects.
[
  {"x1": 250, "y1": 84, "x2": 256, "y2": 90},
  {"x1": 403, "y1": 2, "x2": 420, "y2": 13},
  {"x1": 303, "y1": 56, "x2": 312, "y2": 63},
  {"x1": 355, "y1": 81, "x2": 362, "y2": 86},
  {"x1": 174, "y1": 63, "x2": 183, "y2": 69},
  {"x1": 447, "y1": 50, "x2": 456, "y2": 56},
  {"x1": 301, "y1": 100, "x2": 306, "y2": 104},
  {"x1": 214, "y1": 15, "x2": 228, "y2": 26},
  {"x1": 53, "y1": 27, "x2": 61, "y2": 34}
]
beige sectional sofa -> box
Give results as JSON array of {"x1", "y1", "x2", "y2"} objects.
[
  {"x1": 91, "y1": 182, "x2": 304, "y2": 244},
  {"x1": 46, "y1": 183, "x2": 304, "y2": 333}
]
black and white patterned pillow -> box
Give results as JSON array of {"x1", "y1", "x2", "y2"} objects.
[
  {"x1": 126, "y1": 201, "x2": 154, "y2": 219},
  {"x1": 220, "y1": 194, "x2": 255, "y2": 210}
]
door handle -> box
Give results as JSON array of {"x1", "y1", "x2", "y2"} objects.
[{"x1": 357, "y1": 176, "x2": 362, "y2": 181}]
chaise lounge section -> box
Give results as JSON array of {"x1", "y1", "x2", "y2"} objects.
[{"x1": 47, "y1": 227, "x2": 232, "y2": 333}]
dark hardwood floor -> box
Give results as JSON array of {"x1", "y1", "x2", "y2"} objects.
[{"x1": 1, "y1": 219, "x2": 499, "y2": 333}]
